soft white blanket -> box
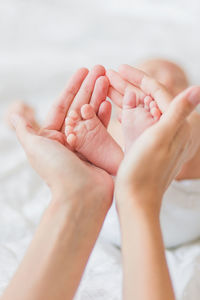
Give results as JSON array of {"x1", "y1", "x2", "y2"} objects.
[{"x1": 1, "y1": 0, "x2": 200, "y2": 299}]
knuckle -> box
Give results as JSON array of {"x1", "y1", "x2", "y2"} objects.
[
  {"x1": 65, "y1": 86, "x2": 76, "y2": 97},
  {"x1": 82, "y1": 84, "x2": 91, "y2": 95},
  {"x1": 52, "y1": 101, "x2": 66, "y2": 115}
]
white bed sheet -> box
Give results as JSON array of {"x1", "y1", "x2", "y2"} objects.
[{"x1": 1, "y1": 0, "x2": 200, "y2": 299}]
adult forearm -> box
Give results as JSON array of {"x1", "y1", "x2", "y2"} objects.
[
  {"x1": 2, "y1": 192, "x2": 108, "y2": 300},
  {"x1": 118, "y1": 200, "x2": 175, "y2": 300}
]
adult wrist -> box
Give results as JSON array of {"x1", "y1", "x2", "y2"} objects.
[
  {"x1": 49, "y1": 184, "x2": 111, "y2": 223},
  {"x1": 116, "y1": 189, "x2": 162, "y2": 220}
]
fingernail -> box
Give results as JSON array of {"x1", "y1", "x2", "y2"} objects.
[
  {"x1": 10, "y1": 114, "x2": 20, "y2": 128},
  {"x1": 188, "y1": 87, "x2": 200, "y2": 106}
]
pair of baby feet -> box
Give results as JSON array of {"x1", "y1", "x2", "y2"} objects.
[{"x1": 64, "y1": 88, "x2": 161, "y2": 175}]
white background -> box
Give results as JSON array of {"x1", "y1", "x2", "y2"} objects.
[{"x1": 0, "y1": 1, "x2": 200, "y2": 299}]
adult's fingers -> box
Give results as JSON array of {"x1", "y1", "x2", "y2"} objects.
[
  {"x1": 157, "y1": 86, "x2": 200, "y2": 186},
  {"x1": 118, "y1": 64, "x2": 172, "y2": 112},
  {"x1": 44, "y1": 67, "x2": 89, "y2": 131},
  {"x1": 106, "y1": 69, "x2": 145, "y2": 106},
  {"x1": 39, "y1": 128, "x2": 66, "y2": 145},
  {"x1": 90, "y1": 76, "x2": 109, "y2": 113},
  {"x1": 97, "y1": 101, "x2": 112, "y2": 128},
  {"x1": 10, "y1": 114, "x2": 36, "y2": 150},
  {"x1": 161, "y1": 86, "x2": 200, "y2": 129},
  {"x1": 69, "y1": 65, "x2": 105, "y2": 112},
  {"x1": 108, "y1": 86, "x2": 123, "y2": 108}
]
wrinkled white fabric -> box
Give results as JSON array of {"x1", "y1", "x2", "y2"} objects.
[
  {"x1": 102, "y1": 180, "x2": 200, "y2": 249},
  {"x1": 1, "y1": 0, "x2": 200, "y2": 299}
]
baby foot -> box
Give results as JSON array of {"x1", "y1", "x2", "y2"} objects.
[
  {"x1": 65, "y1": 104, "x2": 123, "y2": 175},
  {"x1": 122, "y1": 90, "x2": 162, "y2": 152}
]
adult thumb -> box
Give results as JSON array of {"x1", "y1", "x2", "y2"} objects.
[
  {"x1": 10, "y1": 114, "x2": 36, "y2": 149},
  {"x1": 162, "y1": 86, "x2": 200, "y2": 128}
]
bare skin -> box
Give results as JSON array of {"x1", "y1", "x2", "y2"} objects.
[
  {"x1": 122, "y1": 89, "x2": 161, "y2": 152},
  {"x1": 7, "y1": 59, "x2": 197, "y2": 179},
  {"x1": 107, "y1": 62, "x2": 200, "y2": 179},
  {"x1": 65, "y1": 103, "x2": 123, "y2": 175},
  {"x1": 138, "y1": 59, "x2": 200, "y2": 180},
  {"x1": 4, "y1": 64, "x2": 200, "y2": 300},
  {"x1": 6, "y1": 60, "x2": 200, "y2": 180},
  {"x1": 116, "y1": 84, "x2": 200, "y2": 300},
  {"x1": 5, "y1": 101, "x2": 40, "y2": 131},
  {"x1": 138, "y1": 59, "x2": 189, "y2": 97},
  {"x1": 2, "y1": 68, "x2": 114, "y2": 300},
  {"x1": 6, "y1": 66, "x2": 123, "y2": 176},
  {"x1": 62, "y1": 67, "x2": 123, "y2": 175}
]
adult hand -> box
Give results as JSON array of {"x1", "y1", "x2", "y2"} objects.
[
  {"x1": 115, "y1": 85, "x2": 200, "y2": 300},
  {"x1": 44, "y1": 65, "x2": 111, "y2": 132},
  {"x1": 108, "y1": 64, "x2": 200, "y2": 179},
  {"x1": 11, "y1": 66, "x2": 114, "y2": 205},
  {"x1": 107, "y1": 64, "x2": 172, "y2": 111},
  {"x1": 5, "y1": 66, "x2": 114, "y2": 300},
  {"x1": 116, "y1": 86, "x2": 200, "y2": 213}
]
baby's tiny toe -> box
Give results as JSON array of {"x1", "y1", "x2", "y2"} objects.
[
  {"x1": 65, "y1": 117, "x2": 75, "y2": 126},
  {"x1": 149, "y1": 101, "x2": 157, "y2": 109},
  {"x1": 67, "y1": 133, "x2": 77, "y2": 148},
  {"x1": 151, "y1": 107, "x2": 161, "y2": 121},
  {"x1": 65, "y1": 125, "x2": 74, "y2": 136},
  {"x1": 144, "y1": 96, "x2": 152, "y2": 111},
  {"x1": 123, "y1": 90, "x2": 137, "y2": 109},
  {"x1": 81, "y1": 104, "x2": 95, "y2": 120},
  {"x1": 68, "y1": 110, "x2": 80, "y2": 121}
]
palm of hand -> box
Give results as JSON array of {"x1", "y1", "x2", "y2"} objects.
[{"x1": 33, "y1": 128, "x2": 113, "y2": 201}]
